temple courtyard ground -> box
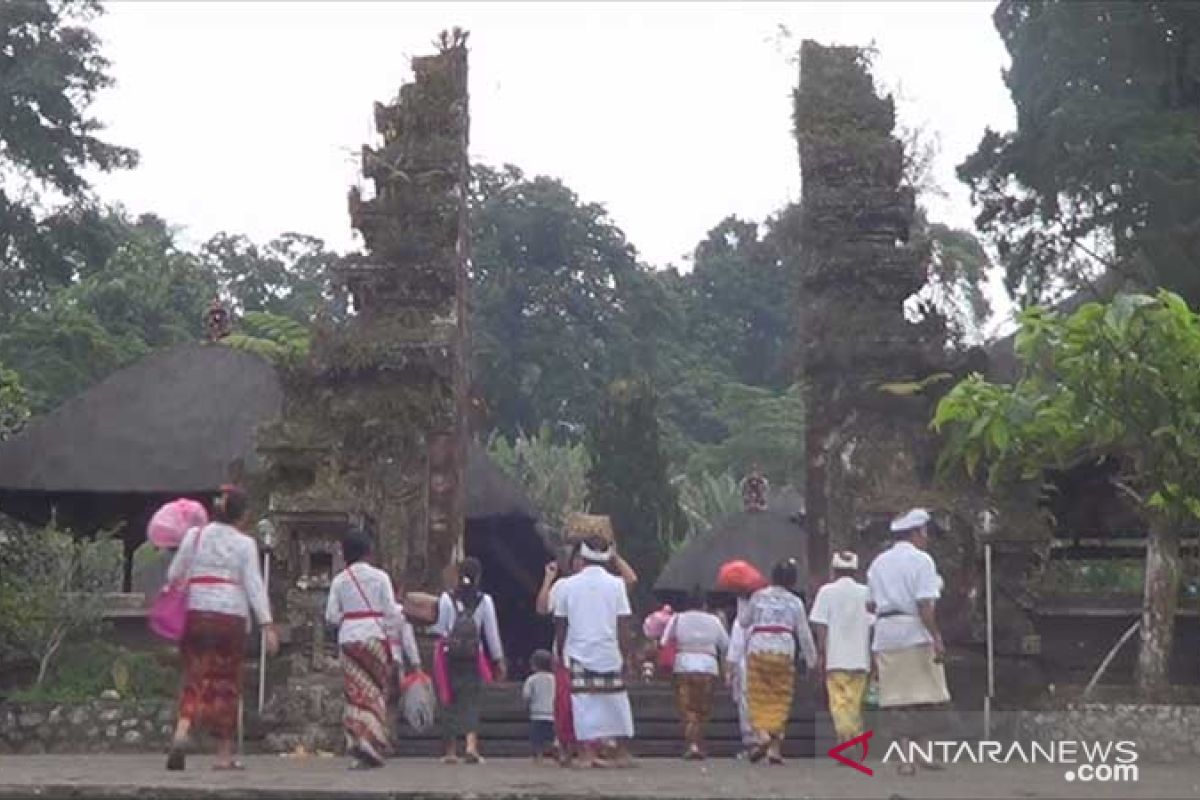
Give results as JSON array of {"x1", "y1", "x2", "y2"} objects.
[{"x1": 0, "y1": 755, "x2": 1197, "y2": 800}]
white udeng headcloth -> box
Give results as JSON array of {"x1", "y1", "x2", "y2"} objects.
[{"x1": 580, "y1": 540, "x2": 612, "y2": 564}]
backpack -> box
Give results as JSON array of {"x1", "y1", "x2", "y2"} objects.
[{"x1": 445, "y1": 596, "x2": 480, "y2": 663}]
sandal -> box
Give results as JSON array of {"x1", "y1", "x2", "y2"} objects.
[
  {"x1": 211, "y1": 761, "x2": 245, "y2": 771},
  {"x1": 463, "y1": 752, "x2": 485, "y2": 765},
  {"x1": 348, "y1": 745, "x2": 385, "y2": 769},
  {"x1": 747, "y1": 743, "x2": 769, "y2": 764}
]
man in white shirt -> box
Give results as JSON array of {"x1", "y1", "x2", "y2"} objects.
[
  {"x1": 553, "y1": 537, "x2": 635, "y2": 767},
  {"x1": 809, "y1": 550, "x2": 873, "y2": 744},
  {"x1": 866, "y1": 508, "x2": 951, "y2": 775}
]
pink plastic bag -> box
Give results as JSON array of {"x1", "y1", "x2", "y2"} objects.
[
  {"x1": 148, "y1": 583, "x2": 189, "y2": 642},
  {"x1": 147, "y1": 499, "x2": 208, "y2": 550},
  {"x1": 147, "y1": 524, "x2": 205, "y2": 642}
]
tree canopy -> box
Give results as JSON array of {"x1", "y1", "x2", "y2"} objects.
[
  {"x1": 470, "y1": 164, "x2": 655, "y2": 436},
  {"x1": 0, "y1": 0, "x2": 138, "y2": 321},
  {"x1": 959, "y1": 1, "x2": 1200, "y2": 306}
]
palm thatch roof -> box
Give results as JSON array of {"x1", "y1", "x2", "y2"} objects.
[
  {"x1": 0, "y1": 343, "x2": 534, "y2": 520},
  {"x1": 654, "y1": 487, "x2": 808, "y2": 597},
  {"x1": 0, "y1": 343, "x2": 282, "y2": 494},
  {"x1": 466, "y1": 440, "x2": 535, "y2": 520}
]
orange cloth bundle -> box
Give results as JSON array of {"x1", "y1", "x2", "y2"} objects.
[{"x1": 716, "y1": 560, "x2": 768, "y2": 593}]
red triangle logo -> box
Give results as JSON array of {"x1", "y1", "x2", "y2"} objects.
[{"x1": 827, "y1": 730, "x2": 874, "y2": 776}]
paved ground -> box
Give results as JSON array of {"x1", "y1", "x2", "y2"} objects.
[{"x1": 0, "y1": 756, "x2": 1197, "y2": 800}]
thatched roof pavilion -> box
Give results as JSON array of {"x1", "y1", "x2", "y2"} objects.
[
  {"x1": 0, "y1": 342, "x2": 540, "y2": 571},
  {"x1": 654, "y1": 487, "x2": 809, "y2": 604}
]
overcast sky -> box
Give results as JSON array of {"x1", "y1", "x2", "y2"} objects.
[{"x1": 92, "y1": 1, "x2": 1015, "y2": 324}]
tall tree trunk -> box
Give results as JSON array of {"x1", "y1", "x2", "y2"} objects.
[{"x1": 1136, "y1": 515, "x2": 1180, "y2": 699}]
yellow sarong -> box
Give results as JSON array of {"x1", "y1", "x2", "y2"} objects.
[
  {"x1": 825, "y1": 670, "x2": 868, "y2": 742},
  {"x1": 746, "y1": 652, "x2": 794, "y2": 735}
]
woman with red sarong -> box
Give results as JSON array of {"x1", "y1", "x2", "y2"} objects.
[{"x1": 166, "y1": 486, "x2": 278, "y2": 771}]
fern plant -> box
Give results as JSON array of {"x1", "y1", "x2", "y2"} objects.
[
  {"x1": 223, "y1": 311, "x2": 311, "y2": 366},
  {"x1": 668, "y1": 470, "x2": 742, "y2": 555},
  {"x1": 488, "y1": 424, "x2": 590, "y2": 531}
]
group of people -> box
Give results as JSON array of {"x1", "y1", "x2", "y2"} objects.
[{"x1": 159, "y1": 484, "x2": 950, "y2": 777}]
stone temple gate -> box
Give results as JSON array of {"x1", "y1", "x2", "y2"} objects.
[{"x1": 257, "y1": 31, "x2": 472, "y2": 643}]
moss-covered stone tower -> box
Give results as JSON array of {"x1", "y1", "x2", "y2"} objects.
[{"x1": 258, "y1": 31, "x2": 470, "y2": 637}]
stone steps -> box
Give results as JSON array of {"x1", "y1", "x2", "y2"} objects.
[{"x1": 266, "y1": 681, "x2": 820, "y2": 758}]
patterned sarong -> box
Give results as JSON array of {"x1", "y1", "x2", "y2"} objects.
[
  {"x1": 825, "y1": 670, "x2": 869, "y2": 742},
  {"x1": 341, "y1": 639, "x2": 392, "y2": 764},
  {"x1": 673, "y1": 673, "x2": 715, "y2": 744},
  {"x1": 746, "y1": 651, "x2": 794, "y2": 736},
  {"x1": 177, "y1": 611, "x2": 246, "y2": 740},
  {"x1": 569, "y1": 659, "x2": 625, "y2": 694}
]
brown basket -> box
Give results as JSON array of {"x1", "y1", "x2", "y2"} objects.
[
  {"x1": 401, "y1": 591, "x2": 440, "y2": 626},
  {"x1": 564, "y1": 512, "x2": 615, "y2": 543}
]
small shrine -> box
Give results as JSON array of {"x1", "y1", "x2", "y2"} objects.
[{"x1": 740, "y1": 465, "x2": 770, "y2": 513}]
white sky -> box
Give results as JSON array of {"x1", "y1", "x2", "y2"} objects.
[{"x1": 93, "y1": 1, "x2": 1016, "y2": 328}]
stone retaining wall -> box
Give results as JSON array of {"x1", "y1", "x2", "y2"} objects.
[
  {"x1": 1016, "y1": 704, "x2": 1200, "y2": 763},
  {"x1": 0, "y1": 700, "x2": 177, "y2": 755}
]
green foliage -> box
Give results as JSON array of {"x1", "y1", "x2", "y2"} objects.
[
  {"x1": 934, "y1": 290, "x2": 1200, "y2": 694},
  {"x1": 910, "y1": 212, "x2": 994, "y2": 345},
  {"x1": 934, "y1": 291, "x2": 1200, "y2": 525},
  {"x1": 1041, "y1": 559, "x2": 1145, "y2": 596},
  {"x1": 0, "y1": 211, "x2": 214, "y2": 411},
  {"x1": 959, "y1": 1, "x2": 1200, "y2": 305},
  {"x1": 470, "y1": 164, "x2": 658, "y2": 435},
  {"x1": 0, "y1": 366, "x2": 30, "y2": 441},
  {"x1": 487, "y1": 425, "x2": 591, "y2": 531},
  {"x1": 224, "y1": 311, "x2": 312, "y2": 367},
  {"x1": 587, "y1": 379, "x2": 687, "y2": 596},
  {"x1": 0, "y1": 519, "x2": 123, "y2": 687},
  {"x1": 670, "y1": 470, "x2": 742, "y2": 553},
  {"x1": 201, "y1": 231, "x2": 335, "y2": 322},
  {"x1": 0, "y1": 0, "x2": 138, "y2": 321},
  {"x1": 7, "y1": 640, "x2": 175, "y2": 702},
  {"x1": 684, "y1": 382, "x2": 806, "y2": 485},
  {"x1": 681, "y1": 216, "x2": 798, "y2": 388}
]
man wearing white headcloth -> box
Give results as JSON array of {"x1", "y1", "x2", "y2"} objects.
[
  {"x1": 553, "y1": 536, "x2": 635, "y2": 767},
  {"x1": 810, "y1": 550, "x2": 873, "y2": 744},
  {"x1": 866, "y1": 508, "x2": 951, "y2": 776}
]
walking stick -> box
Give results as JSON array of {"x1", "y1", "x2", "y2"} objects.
[{"x1": 257, "y1": 520, "x2": 277, "y2": 714}]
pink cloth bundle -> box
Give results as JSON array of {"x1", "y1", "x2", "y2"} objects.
[
  {"x1": 642, "y1": 605, "x2": 674, "y2": 640},
  {"x1": 147, "y1": 498, "x2": 209, "y2": 549}
]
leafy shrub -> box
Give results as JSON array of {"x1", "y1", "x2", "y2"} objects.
[{"x1": 8, "y1": 640, "x2": 176, "y2": 703}]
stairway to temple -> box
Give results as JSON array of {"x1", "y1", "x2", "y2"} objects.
[
  {"x1": 391, "y1": 683, "x2": 820, "y2": 759},
  {"x1": 265, "y1": 676, "x2": 821, "y2": 759}
]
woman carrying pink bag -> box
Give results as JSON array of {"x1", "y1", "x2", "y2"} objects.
[{"x1": 163, "y1": 486, "x2": 279, "y2": 773}]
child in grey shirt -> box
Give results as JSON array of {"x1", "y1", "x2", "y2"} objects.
[{"x1": 522, "y1": 650, "x2": 556, "y2": 762}]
